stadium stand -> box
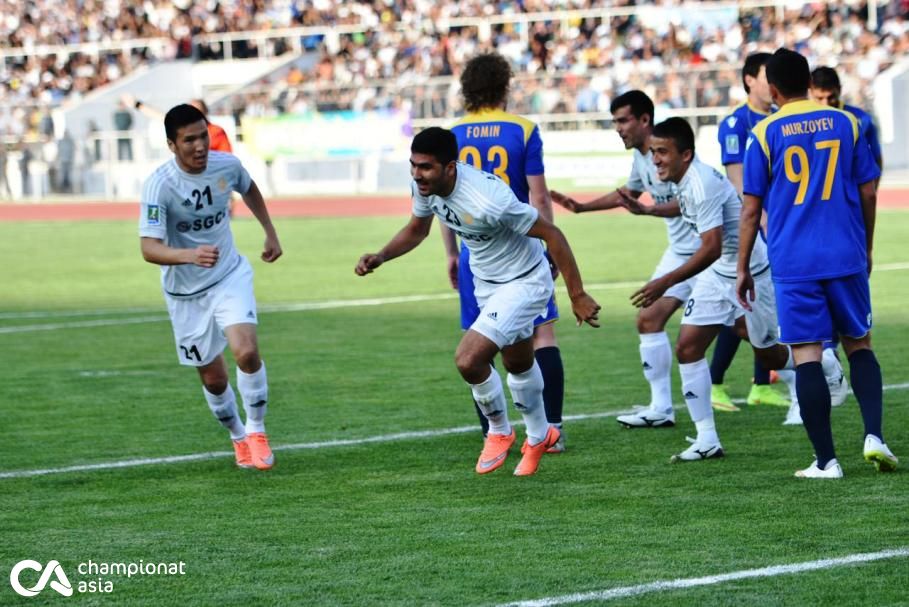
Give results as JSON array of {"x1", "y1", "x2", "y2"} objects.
[{"x1": 0, "y1": 0, "x2": 907, "y2": 198}]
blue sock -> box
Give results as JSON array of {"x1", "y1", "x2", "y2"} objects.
[
  {"x1": 796, "y1": 361, "x2": 836, "y2": 468},
  {"x1": 753, "y1": 359, "x2": 771, "y2": 385},
  {"x1": 848, "y1": 349, "x2": 884, "y2": 441},
  {"x1": 535, "y1": 346, "x2": 564, "y2": 425},
  {"x1": 710, "y1": 326, "x2": 741, "y2": 385}
]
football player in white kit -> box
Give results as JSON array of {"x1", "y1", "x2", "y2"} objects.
[
  {"x1": 356, "y1": 127, "x2": 601, "y2": 476},
  {"x1": 551, "y1": 91, "x2": 701, "y2": 429},
  {"x1": 622, "y1": 118, "x2": 842, "y2": 462},
  {"x1": 139, "y1": 104, "x2": 282, "y2": 471}
]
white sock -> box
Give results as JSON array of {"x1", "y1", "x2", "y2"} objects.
[
  {"x1": 237, "y1": 361, "x2": 268, "y2": 434},
  {"x1": 821, "y1": 346, "x2": 840, "y2": 377},
  {"x1": 639, "y1": 331, "x2": 673, "y2": 414},
  {"x1": 783, "y1": 345, "x2": 795, "y2": 370},
  {"x1": 679, "y1": 359, "x2": 719, "y2": 444},
  {"x1": 777, "y1": 369, "x2": 798, "y2": 403},
  {"x1": 471, "y1": 367, "x2": 511, "y2": 436},
  {"x1": 203, "y1": 384, "x2": 246, "y2": 440},
  {"x1": 507, "y1": 361, "x2": 549, "y2": 444}
]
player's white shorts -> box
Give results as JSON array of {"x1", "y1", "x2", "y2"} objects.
[
  {"x1": 470, "y1": 260, "x2": 554, "y2": 349},
  {"x1": 652, "y1": 247, "x2": 697, "y2": 302},
  {"x1": 680, "y1": 267, "x2": 779, "y2": 349},
  {"x1": 164, "y1": 256, "x2": 258, "y2": 367}
]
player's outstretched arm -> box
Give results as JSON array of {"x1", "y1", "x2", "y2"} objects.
[
  {"x1": 617, "y1": 188, "x2": 681, "y2": 217},
  {"x1": 141, "y1": 237, "x2": 219, "y2": 268},
  {"x1": 526, "y1": 218, "x2": 600, "y2": 327},
  {"x1": 240, "y1": 180, "x2": 282, "y2": 262},
  {"x1": 551, "y1": 188, "x2": 634, "y2": 214},
  {"x1": 736, "y1": 194, "x2": 763, "y2": 310},
  {"x1": 356, "y1": 214, "x2": 434, "y2": 276}
]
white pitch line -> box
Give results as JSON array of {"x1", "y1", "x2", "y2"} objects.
[
  {"x1": 5, "y1": 261, "x2": 909, "y2": 323},
  {"x1": 2, "y1": 382, "x2": 908, "y2": 480},
  {"x1": 729, "y1": 381, "x2": 909, "y2": 405},
  {"x1": 496, "y1": 548, "x2": 909, "y2": 607},
  {"x1": 0, "y1": 282, "x2": 637, "y2": 335},
  {"x1": 4, "y1": 260, "x2": 909, "y2": 332},
  {"x1": 0, "y1": 407, "x2": 634, "y2": 480}
]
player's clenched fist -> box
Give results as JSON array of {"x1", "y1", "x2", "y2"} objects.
[
  {"x1": 355, "y1": 253, "x2": 385, "y2": 276},
  {"x1": 570, "y1": 292, "x2": 601, "y2": 327},
  {"x1": 192, "y1": 244, "x2": 219, "y2": 268}
]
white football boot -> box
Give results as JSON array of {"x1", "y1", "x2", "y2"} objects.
[
  {"x1": 795, "y1": 458, "x2": 844, "y2": 478},
  {"x1": 616, "y1": 408, "x2": 675, "y2": 428},
  {"x1": 863, "y1": 435, "x2": 898, "y2": 472},
  {"x1": 670, "y1": 436, "x2": 724, "y2": 463}
]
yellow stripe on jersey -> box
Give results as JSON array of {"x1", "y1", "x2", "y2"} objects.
[
  {"x1": 751, "y1": 99, "x2": 860, "y2": 175},
  {"x1": 451, "y1": 109, "x2": 537, "y2": 143},
  {"x1": 745, "y1": 101, "x2": 771, "y2": 117}
]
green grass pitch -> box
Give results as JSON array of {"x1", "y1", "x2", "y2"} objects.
[{"x1": 1, "y1": 211, "x2": 907, "y2": 605}]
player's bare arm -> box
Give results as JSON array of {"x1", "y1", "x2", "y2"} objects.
[
  {"x1": 526, "y1": 217, "x2": 601, "y2": 327},
  {"x1": 356, "y1": 214, "x2": 434, "y2": 276},
  {"x1": 140, "y1": 237, "x2": 219, "y2": 268},
  {"x1": 735, "y1": 194, "x2": 763, "y2": 310},
  {"x1": 617, "y1": 189, "x2": 681, "y2": 217},
  {"x1": 529, "y1": 174, "x2": 560, "y2": 280},
  {"x1": 439, "y1": 223, "x2": 459, "y2": 289},
  {"x1": 631, "y1": 226, "x2": 721, "y2": 308},
  {"x1": 724, "y1": 163, "x2": 744, "y2": 196},
  {"x1": 550, "y1": 188, "x2": 637, "y2": 214},
  {"x1": 240, "y1": 180, "x2": 282, "y2": 263},
  {"x1": 859, "y1": 179, "x2": 877, "y2": 274}
]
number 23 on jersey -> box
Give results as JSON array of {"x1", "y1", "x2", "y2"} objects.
[{"x1": 460, "y1": 145, "x2": 510, "y2": 185}]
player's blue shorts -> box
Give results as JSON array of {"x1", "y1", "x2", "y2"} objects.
[
  {"x1": 773, "y1": 272, "x2": 872, "y2": 344},
  {"x1": 458, "y1": 245, "x2": 559, "y2": 330}
]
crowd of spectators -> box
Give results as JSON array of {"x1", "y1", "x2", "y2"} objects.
[
  {"x1": 1, "y1": 0, "x2": 908, "y2": 142},
  {"x1": 229, "y1": 0, "x2": 909, "y2": 121}
]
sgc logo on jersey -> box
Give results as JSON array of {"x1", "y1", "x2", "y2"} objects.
[
  {"x1": 176, "y1": 210, "x2": 226, "y2": 233},
  {"x1": 10, "y1": 559, "x2": 74, "y2": 597}
]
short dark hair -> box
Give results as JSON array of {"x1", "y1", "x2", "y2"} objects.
[
  {"x1": 766, "y1": 48, "x2": 810, "y2": 98},
  {"x1": 742, "y1": 52, "x2": 772, "y2": 94},
  {"x1": 460, "y1": 53, "x2": 512, "y2": 113},
  {"x1": 810, "y1": 66, "x2": 841, "y2": 91},
  {"x1": 610, "y1": 90, "x2": 654, "y2": 122},
  {"x1": 164, "y1": 104, "x2": 207, "y2": 142},
  {"x1": 411, "y1": 127, "x2": 459, "y2": 166},
  {"x1": 652, "y1": 117, "x2": 695, "y2": 153}
]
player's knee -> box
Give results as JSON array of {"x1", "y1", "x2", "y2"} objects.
[
  {"x1": 841, "y1": 334, "x2": 871, "y2": 356},
  {"x1": 455, "y1": 348, "x2": 486, "y2": 381},
  {"x1": 675, "y1": 339, "x2": 703, "y2": 364},
  {"x1": 202, "y1": 377, "x2": 229, "y2": 395},
  {"x1": 233, "y1": 347, "x2": 261, "y2": 373}
]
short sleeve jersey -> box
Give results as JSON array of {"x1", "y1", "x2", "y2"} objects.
[
  {"x1": 675, "y1": 156, "x2": 769, "y2": 278},
  {"x1": 139, "y1": 151, "x2": 252, "y2": 297},
  {"x1": 451, "y1": 109, "x2": 544, "y2": 204},
  {"x1": 626, "y1": 148, "x2": 702, "y2": 255},
  {"x1": 843, "y1": 104, "x2": 883, "y2": 165},
  {"x1": 411, "y1": 163, "x2": 544, "y2": 283},
  {"x1": 743, "y1": 99, "x2": 881, "y2": 282},
  {"x1": 718, "y1": 102, "x2": 772, "y2": 166}
]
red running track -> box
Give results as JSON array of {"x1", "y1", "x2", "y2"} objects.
[{"x1": 1, "y1": 190, "x2": 907, "y2": 222}]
